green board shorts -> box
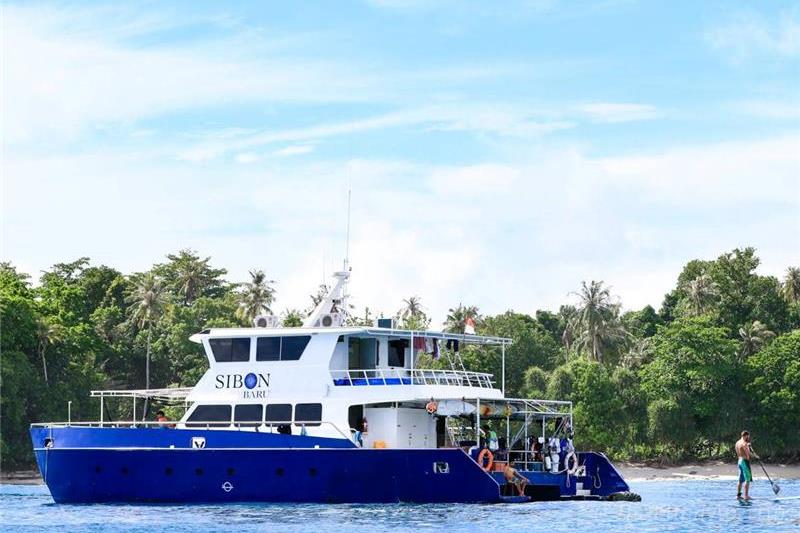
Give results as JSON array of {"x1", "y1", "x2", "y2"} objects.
[{"x1": 738, "y1": 458, "x2": 752, "y2": 483}]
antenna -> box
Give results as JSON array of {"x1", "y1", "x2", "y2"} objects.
[{"x1": 344, "y1": 188, "x2": 351, "y2": 271}]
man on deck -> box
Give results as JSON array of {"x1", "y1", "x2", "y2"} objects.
[{"x1": 736, "y1": 430, "x2": 753, "y2": 500}]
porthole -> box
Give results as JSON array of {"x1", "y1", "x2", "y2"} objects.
[
  {"x1": 275, "y1": 467, "x2": 284, "y2": 477},
  {"x1": 165, "y1": 467, "x2": 173, "y2": 476},
  {"x1": 94, "y1": 466, "x2": 102, "y2": 474},
  {"x1": 309, "y1": 468, "x2": 318, "y2": 477},
  {"x1": 195, "y1": 468, "x2": 203, "y2": 476},
  {"x1": 121, "y1": 467, "x2": 129, "y2": 475}
]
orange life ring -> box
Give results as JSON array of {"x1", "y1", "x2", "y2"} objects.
[
  {"x1": 477, "y1": 448, "x2": 494, "y2": 472},
  {"x1": 425, "y1": 401, "x2": 438, "y2": 414}
]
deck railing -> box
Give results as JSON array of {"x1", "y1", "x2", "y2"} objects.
[
  {"x1": 30, "y1": 420, "x2": 352, "y2": 440},
  {"x1": 330, "y1": 368, "x2": 496, "y2": 389}
]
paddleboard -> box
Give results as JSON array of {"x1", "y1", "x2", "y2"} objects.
[{"x1": 771, "y1": 495, "x2": 800, "y2": 502}]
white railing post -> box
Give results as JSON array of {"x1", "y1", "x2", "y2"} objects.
[
  {"x1": 501, "y1": 343, "x2": 506, "y2": 396},
  {"x1": 476, "y1": 398, "x2": 480, "y2": 446}
]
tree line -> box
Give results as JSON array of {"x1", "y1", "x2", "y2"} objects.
[{"x1": 1, "y1": 247, "x2": 798, "y2": 469}]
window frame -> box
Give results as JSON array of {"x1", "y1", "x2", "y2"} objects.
[
  {"x1": 186, "y1": 404, "x2": 232, "y2": 428},
  {"x1": 254, "y1": 335, "x2": 311, "y2": 362},
  {"x1": 234, "y1": 404, "x2": 264, "y2": 428},
  {"x1": 294, "y1": 403, "x2": 322, "y2": 427},
  {"x1": 264, "y1": 403, "x2": 293, "y2": 426},
  {"x1": 208, "y1": 337, "x2": 251, "y2": 363}
]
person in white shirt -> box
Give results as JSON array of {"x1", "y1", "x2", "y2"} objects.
[{"x1": 548, "y1": 436, "x2": 561, "y2": 473}]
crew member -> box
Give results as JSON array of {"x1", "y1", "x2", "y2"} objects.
[
  {"x1": 736, "y1": 430, "x2": 753, "y2": 500},
  {"x1": 548, "y1": 435, "x2": 561, "y2": 473}
]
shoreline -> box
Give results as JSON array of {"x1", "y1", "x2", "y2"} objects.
[
  {"x1": 4, "y1": 461, "x2": 799, "y2": 486},
  {"x1": 617, "y1": 460, "x2": 800, "y2": 482}
]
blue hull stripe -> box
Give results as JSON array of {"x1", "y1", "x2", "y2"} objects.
[{"x1": 31, "y1": 427, "x2": 629, "y2": 503}]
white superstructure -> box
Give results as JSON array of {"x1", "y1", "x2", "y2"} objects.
[{"x1": 178, "y1": 270, "x2": 513, "y2": 447}]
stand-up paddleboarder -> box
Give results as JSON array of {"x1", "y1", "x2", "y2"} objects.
[{"x1": 736, "y1": 430, "x2": 753, "y2": 500}]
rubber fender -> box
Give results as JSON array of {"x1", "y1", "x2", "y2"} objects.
[{"x1": 604, "y1": 491, "x2": 642, "y2": 502}]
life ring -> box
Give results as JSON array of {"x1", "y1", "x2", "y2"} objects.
[
  {"x1": 425, "y1": 401, "x2": 438, "y2": 415},
  {"x1": 566, "y1": 452, "x2": 579, "y2": 475},
  {"x1": 477, "y1": 448, "x2": 494, "y2": 472}
]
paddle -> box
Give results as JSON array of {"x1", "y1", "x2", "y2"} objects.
[{"x1": 752, "y1": 448, "x2": 780, "y2": 495}]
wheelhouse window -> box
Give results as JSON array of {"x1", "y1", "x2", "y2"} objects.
[
  {"x1": 281, "y1": 336, "x2": 310, "y2": 360},
  {"x1": 294, "y1": 403, "x2": 322, "y2": 427},
  {"x1": 256, "y1": 337, "x2": 281, "y2": 361},
  {"x1": 209, "y1": 338, "x2": 251, "y2": 363},
  {"x1": 264, "y1": 404, "x2": 292, "y2": 425},
  {"x1": 255, "y1": 336, "x2": 311, "y2": 361},
  {"x1": 234, "y1": 404, "x2": 263, "y2": 428},
  {"x1": 186, "y1": 404, "x2": 231, "y2": 427}
]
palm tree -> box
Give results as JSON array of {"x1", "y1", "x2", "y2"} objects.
[
  {"x1": 174, "y1": 259, "x2": 205, "y2": 305},
  {"x1": 782, "y1": 267, "x2": 800, "y2": 306},
  {"x1": 621, "y1": 337, "x2": 652, "y2": 369},
  {"x1": 686, "y1": 274, "x2": 719, "y2": 316},
  {"x1": 282, "y1": 308, "x2": 304, "y2": 327},
  {"x1": 558, "y1": 305, "x2": 578, "y2": 353},
  {"x1": 571, "y1": 281, "x2": 627, "y2": 363},
  {"x1": 738, "y1": 320, "x2": 775, "y2": 360},
  {"x1": 346, "y1": 307, "x2": 373, "y2": 327},
  {"x1": 36, "y1": 317, "x2": 63, "y2": 385},
  {"x1": 126, "y1": 273, "x2": 165, "y2": 412},
  {"x1": 401, "y1": 296, "x2": 423, "y2": 319},
  {"x1": 443, "y1": 304, "x2": 480, "y2": 333},
  {"x1": 236, "y1": 270, "x2": 275, "y2": 324}
]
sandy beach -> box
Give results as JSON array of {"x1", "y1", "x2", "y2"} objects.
[
  {"x1": 617, "y1": 461, "x2": 800, "y2": 482},
  {"x1": 4, "y1": 461, "x2": 799, "y2": 485}
]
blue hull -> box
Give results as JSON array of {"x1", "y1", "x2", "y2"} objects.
[{"x1": 31, "y1": 427, "x2": 629, "y2": 504}]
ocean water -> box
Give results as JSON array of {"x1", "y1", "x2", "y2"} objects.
[{"x1": 1, "y1": 480, "x2": 798, "y2": 533}]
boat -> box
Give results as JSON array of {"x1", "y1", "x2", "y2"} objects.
[{"x1": 30, "y1": 269, "x2": 633, "y2": 503}]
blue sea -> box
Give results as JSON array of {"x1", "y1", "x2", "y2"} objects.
[{"x1": 1, "y1": 480, "x2": 798, "y2": 532}]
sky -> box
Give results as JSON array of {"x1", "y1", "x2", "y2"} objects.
[{"x1": 2, "y1": 0, "x2": 799, "y2": 325}]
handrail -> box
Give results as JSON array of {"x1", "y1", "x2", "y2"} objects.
[
  {"x1": 89, "y1": 388, "x2": 192, "y2": 401},
  {"x1": 330, "y1": 368, "x2": 496, "y2": 389},
  {"x1": 30, "y1": 420, "x2": 353, "y2": 441}
]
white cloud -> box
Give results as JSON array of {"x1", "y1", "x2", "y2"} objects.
[
  {"x1": 273, "y1": 145, "x2": 315, "y2": 157},
  {"x1": 4, "y1": 135, "x2": 797, "y2": 323},
  {"x1": 0, "y1": 5, "x2": 383, "y2": 145},
  {"x1": 706, "y1": 11, "x2": 800, "y2": 61},
  {"x1": 576, "y1": 102, "x2": 660, "y2": 123},
  {"x1": 234, "y1": 153, "x2": 260, "y2": 164},
  {"x1": 732, "y1": 100, "x2": 800, "y2": 120}
]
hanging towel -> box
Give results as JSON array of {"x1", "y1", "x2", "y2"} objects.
[{"x1": 413, "y1": 337, "x2": 426, "y2": 351}]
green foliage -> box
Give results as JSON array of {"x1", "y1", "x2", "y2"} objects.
[
  {"x1": 640, "y1": 316, "x2": 740, "y2": 449},
  {"x1": 472, "y1": 311, "x2": 560, "y2": 396},
  {"x1": 1, "y1": 247, "x2": 798, "y2": 469},
  {"x1": 522, "y1": 367, "x2": 548, "y2": 398},
  {"x1": 746, "y1": 330, "x2": 800, "y2": 455},
  {"x1": 567, "y1": 358, "x2": 624, "y2": 451},
  {"x1": 282, "y1": 309, "x2": 305, "y2": 327},
  {"x1": 622, "y1": 305, "x2": 662, "y2": 338}
]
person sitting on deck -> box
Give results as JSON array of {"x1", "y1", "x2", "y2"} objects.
[
  {"x1": 503, "y1": 465, "x2": 529, "y2": 496},
  {"x1": 155, "y1": 410, "x2": 172, "y2": 428}
]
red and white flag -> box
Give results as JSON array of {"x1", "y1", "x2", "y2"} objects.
[{"x1": 464, "y1": 317, "x2": 476, "y2": 335}]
